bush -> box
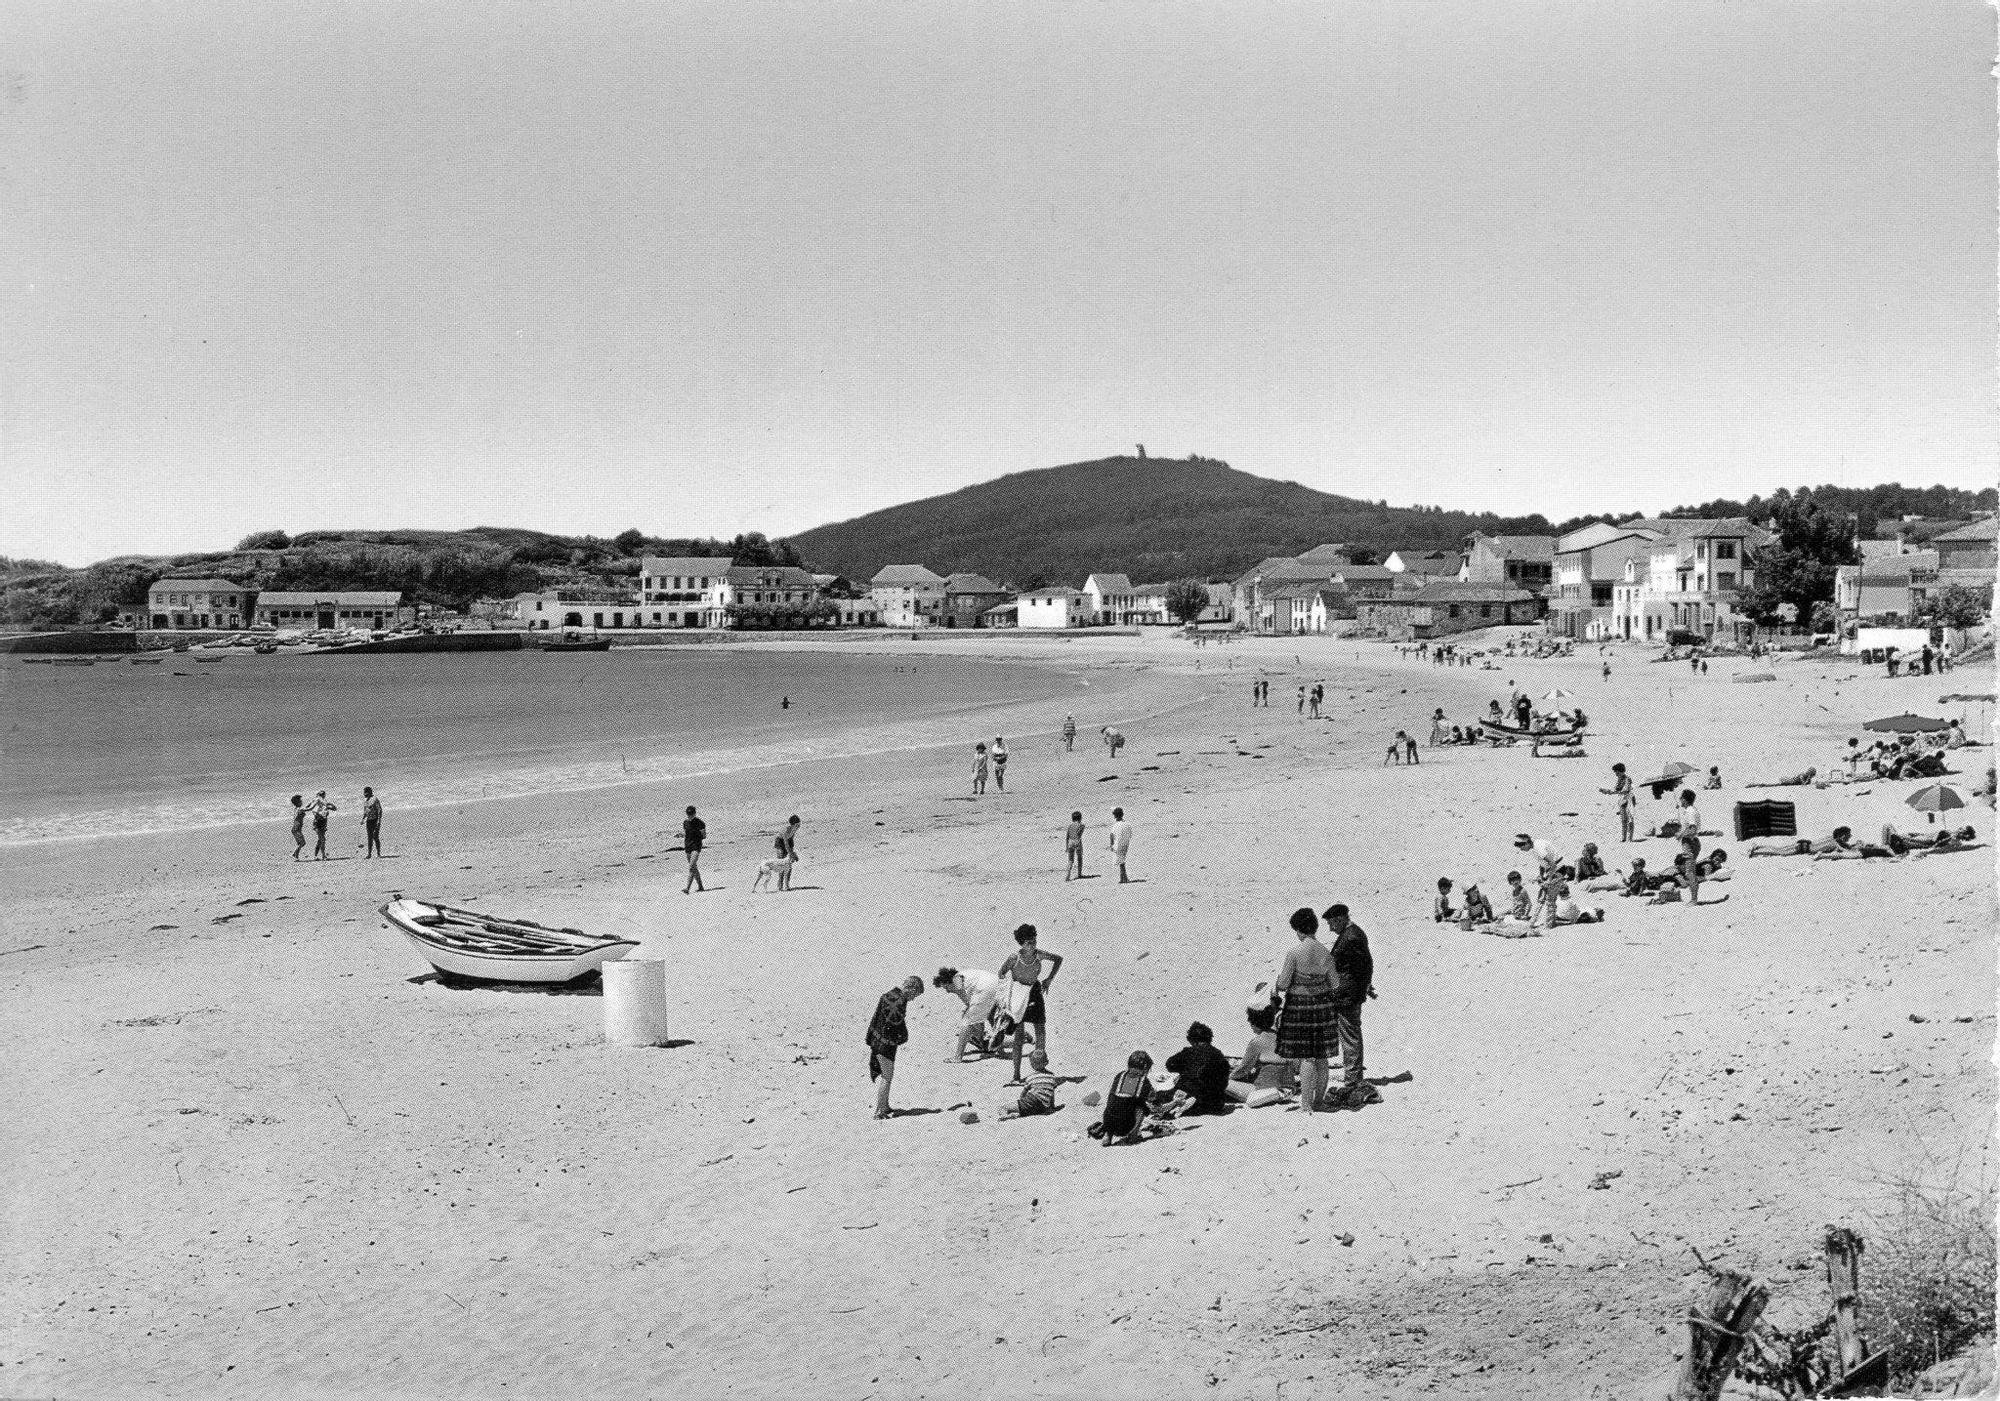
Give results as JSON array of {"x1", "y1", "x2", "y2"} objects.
[
  {"x1": 236, "y1": 529, "x2": 291, "y2": 551},
  {"x1": 1864, "y1": 1159, "x2": 1995, "y2": 1387}
]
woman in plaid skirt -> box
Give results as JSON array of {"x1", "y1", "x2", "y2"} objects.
[{"x1": 1274, "y1": 907, "x2": 1336, "y2": 1113}]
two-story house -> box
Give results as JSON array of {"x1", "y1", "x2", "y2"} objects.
[
  {"x1": 638, "y1": 556, "x2": 736, "y2": 628},
  {"x1": 1460, "y1": 534, "x2": 1556, "y2": 592},
  {"x1": 147, "y1": 578, "x2": 252, "y2": 630},
  {"x1": 1551, "y1": 523, "x2": 1664, "y2": 639},
  {"x1": 1016, "y1": 588, "x2": 1092, "y2": 629},
  {"x1": 941, "y1": 573, "x2": 1010, "y2": 628},
  {"x1": 1611, "y1": 518, "x2": 1769, "y2": 642}
]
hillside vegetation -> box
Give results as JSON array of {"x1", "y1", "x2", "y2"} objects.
[{"x1": 789, "y1": 456, "x2": 1557, "y2": 586}]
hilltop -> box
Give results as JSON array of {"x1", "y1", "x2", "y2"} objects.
[{"x1": 788, "y1": 456, "x2": 1557, "y2": 587}]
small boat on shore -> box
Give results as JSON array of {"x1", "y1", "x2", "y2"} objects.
[
  {"x1": 381, "y1": 898, "x2": 638, "y2": 984},
  {"x1": 52, "y1": 658, "x2": 97, "y2": 667},
  {"x1": 537, "y1": 631, "x2": 613, "y2": 652},
  {"x1": 130, "y1": 657, "x2": 165, "y2": 665}
]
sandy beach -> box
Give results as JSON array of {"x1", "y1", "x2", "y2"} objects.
[{"x1": 3, "y1": 629, "x2": 1992, "y2": 1398}]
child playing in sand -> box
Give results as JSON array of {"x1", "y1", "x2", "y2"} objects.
[
  {"x1": 1460, "y1": 882, "x2": 1495, "y2": 924},
  {"x1": 1064, "y1": 811, "x2": 1085, "y2": 881},
  {"x1": 1433, "y1": 877, "x2": 1456, "y2": 923},
  {"x1": 1090, "y1": 1051, "x2": 1154, "y2": 1145},
  {"x1": 1505, "y1": 871, "x2": 1532, "y2": 920},
  {"x1": 1386, "y1": 732, "x2": 1406, "y2": 765},
  {"x1": 1404, "y1": 731, "x2": 1419, "y2": 764},
  {"x1": 1704, "y1": 767, "x2": 1722, "y2": 790},
  {"x1": 1001, "y1": 1049, "x2": 1060, "y2": 1119}
]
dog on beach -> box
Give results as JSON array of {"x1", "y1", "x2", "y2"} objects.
[{"x1": 751, "y1": 853, "x2": 796, "y2": 892}]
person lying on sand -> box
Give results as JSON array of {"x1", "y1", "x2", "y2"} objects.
[
  {"x1": 1090, "y1": 1051, "x2": 1155, "y2": 1145},
  {"x1": 1545, "y1": 881, "x2": 1605, "y2": 925},
  {"x1": 1748, "y1": 827, "x2": 1854, "y2": 858},
  {"x1": 1531, "y1": 733, "x2": 1586, "y2": 758},
  {"x1": 1880, "y1": 824, "x2": 1980, "y2": 857},
  {"x1": 1814, "y1": 837, "x2": 1899, "y2": 861},
  {"x1": 1649, "y1": 848, "x2": 1729, "y2": 902},
  {"x1": 1746, "y1": 766, "x2": 1816, "y2": 788}
]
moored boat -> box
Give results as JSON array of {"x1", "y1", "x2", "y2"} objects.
[
  {"x1": 381, "y1": 898, "x2": 637, "y2": 984},
  {"x1": 537, "y1": 632, "x2": 613, "y2": 652}
]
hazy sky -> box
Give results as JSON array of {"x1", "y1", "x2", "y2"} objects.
[{"x1": 3, "y1": 1, "x2": 1993, "y2": 565}]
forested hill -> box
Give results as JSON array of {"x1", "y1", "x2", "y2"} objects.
[{"x1": 788, "y1": 456, "x2": 1556, "y2": 587}]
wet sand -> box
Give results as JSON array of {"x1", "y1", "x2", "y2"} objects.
[{"x1": 2, "y1": 629, "x2": 1992, "y2": 1397}]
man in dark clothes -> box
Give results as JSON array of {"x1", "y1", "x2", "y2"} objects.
[
  {"x1": 866, "y1": 976, "x2": 924, "y2": 1119},
  {"x1": 681, "y1": 805, "x2": 706, "y2": 894},
  {"x1": 1164, "y1": 1022, "x2": 1232, "y2": 1115},
  {"x1": 1323, "y1": 904, "x2": 1376, "y2": 1103}
]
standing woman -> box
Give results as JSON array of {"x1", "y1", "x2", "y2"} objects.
[
  {"x1": 972, "y1": 743, "x2": 989, "y2": 796},
  {"x1": 991, "y1": 737, "x2": 1008, "y2": 792},
  {"x1": 1274, "y1": 907, "x2": 1337, "y2": 1113},
  {"x1": 289, "y1": 794, "x2": 306, "y2": 862},
  {"x1": 1601, "y1": 763, "x2": 1636, "y2": 842}
]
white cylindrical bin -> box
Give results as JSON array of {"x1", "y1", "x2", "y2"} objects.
[{"x1": 602, "y1": 958, "x2": 669, "y2": 1046}]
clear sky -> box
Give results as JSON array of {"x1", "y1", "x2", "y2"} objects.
[{"x1": 2, "y1": 1, "x2": 1992, "y2": 566}]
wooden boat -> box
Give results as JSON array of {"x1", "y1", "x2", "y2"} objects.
[
  {"x1": 380, "y1": 898, "x2": 637, "y2": 984},
  {"x1": 21, "y1": 657, "x2": 53, "y2": 665},
  {"x1": 1485, "y1": 716, "x2": 1586, "y2": 738},
  {"x1": 130, "y1": 657, "x2": 165, "y2": 665},
  {"x1": 194, "y1": 656, "x2": 227, "y2": 663},
  {"x1": 537, "y1": 632, "x2": 613, "y2": 652},
  {"x1": 52, "y1": 658, "x2": 97, "y2": 667},
  {"x1": 253, "y1": 642, "x2": 278, "y2": 654}
]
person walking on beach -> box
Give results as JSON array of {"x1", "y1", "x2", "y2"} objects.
[
  {"x1": 310, "y1": 791, "x2": 336, "y2": 860},
  {"x1": 1062, "y1": 714, "x2": 1077, "y2": 752},
  {"x1": 999, "y1": 924, "x2": 1063, "y2": 1084},
  {"x1": 1602, "y1": 763, "x2": 1636, "y2": 842},
  {"x1": 1107, "y1": 807, "x2": 1134, "y2": 882},
  {"x1": 973, "y1": 743, "x2": 989, "y2": 796},
  {"x1": 1101, "y1": 725, "x2": 1125, "y2": 758},
  {"x1": 1324, "y1": 904, "x2": 1375, "y2": 1105},
  {"x1": 991, "y1": 737, "x2": 1008, "y2": 792},
  {"x1": 1065, "y1": 810, "x2": 1086, "y2": 880},
  {"x1": 1297, "y1": 685, "x2": 1306, "y2": 715},
  {"x1": 777, "y1": 815, "x2": 801, "y2": 890},
  {"x1": 362, "y1": 786, "x2": 383, "y2": 858},
  {"x1": 866, "y1": 975, "x2": 924, "y2": 1119},
  {"x1": 681, "y1": 805, "x2": 706, "y2": 893},
  {"x1": 289, "y1": 794, "x2": 307, "y2": 861}
]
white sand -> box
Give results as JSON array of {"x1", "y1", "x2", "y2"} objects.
[{"x1": 3, "y1": 631, "x2": 1992, "y2": 1398}]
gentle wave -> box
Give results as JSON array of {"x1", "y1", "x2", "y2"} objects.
[{"x1": 0, "y1": 686, "x2": 1212, "y2": 847}]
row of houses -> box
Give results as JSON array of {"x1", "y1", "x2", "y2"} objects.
[
  {"x1": 1833, "y1": 518, "x2": 1997, "y2": 625},
  {"x1": 137, "y1": 580, "x2": 414, "y2": 632}
]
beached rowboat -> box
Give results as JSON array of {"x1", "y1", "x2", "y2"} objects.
[{"x1": 381, "y1": 898, "x2": 638, "y2": 984}]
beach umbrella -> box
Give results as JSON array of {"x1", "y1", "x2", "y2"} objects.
[
  {"x1": 1863, "y1": 713, "x2": 1951, "y2": 734},
  {"x1": 1542, "y1": 688, "x2": 1575, "y2": 700},
  {"x1": 1660, "y1": 761, "x2": 1697, "y2": 778},
  {"x1": 1905, "y1": 784, "x2": 1966, "y2": 824}
]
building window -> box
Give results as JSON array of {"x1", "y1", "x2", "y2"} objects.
[
  {"x1": 1715, "y1": 542, "x2": 1736, "y2": 560},
  {"x1": 1716, "y1": 572, "x2": 1735, "y2": 590}
]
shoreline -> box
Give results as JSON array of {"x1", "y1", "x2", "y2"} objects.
[{"x1": 3, "y1": 628, "x2": 1992, "y2": 1398}]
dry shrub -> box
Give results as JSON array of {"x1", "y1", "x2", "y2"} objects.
[{"x1": 1862, "y1": 1155, "x2": 1996, "y2": 1386}]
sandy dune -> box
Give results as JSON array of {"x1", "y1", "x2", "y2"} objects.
[{"x1": 2, "y1": 630, "x2": 1992, "y2": 1398}]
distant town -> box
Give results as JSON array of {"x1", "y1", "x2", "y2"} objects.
[{"x1": 119, "y1": 510, "x2": 1996, "y2": 650}]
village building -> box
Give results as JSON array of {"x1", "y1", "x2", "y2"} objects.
[
  {"x1": 1356, "y1": 581, "x2": 1541, "y2": 639},
  {"x1": 831, "y1": 595, "x2": 881, "y2": 628},
  {"x1": 1383, "y1": 549, "x2": 1460, "y2": 580},
  {"x1": 1016, "y1": 587, "x2": 1092, "y2": 629},
  {"x1": 1229, "y1": 545, "x2": 1353, "y2": 629},
  {"x1": 1460, "y1": 534, "x2": 1556, "y2": 591},
  {"x1": 1082, "y1": 572, "x2": 1136, "y2": 625},
  {"x1": 508, "y1": 589, "x2": 642, "y2": 630},
  {"x1": 638, "y1": 556, "x2": 735, "y2": 628},
  {"x1": 1930, "y1": 518, "x2": 1998, "y2": 575},
  {"x1": 146, "y1": 578, "x2": 252, "y2": 630},
  {"x1": 252, "y1": 591, "x2": 411, "y2": 631},
  {"x1": 1608, "y1": 518, "x2": 1770, "y2": 643},
  {"x1": 869, "y1": 565, "x2": 947, "y2": 627},
  {"x1": 1550, "y1": 523, "x2": 1664, "y2": 639},
  {"x1": 941, "y1": 573, "x2": 1010, "y2": 628}
]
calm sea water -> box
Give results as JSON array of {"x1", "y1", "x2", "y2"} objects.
[{"x1": 0, "y1": 648, "x2": 1101, "y2": 845}]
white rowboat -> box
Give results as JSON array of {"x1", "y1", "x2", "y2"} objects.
[{"x1": 381, "y1": 898, "x2": 638, "y2": 984}]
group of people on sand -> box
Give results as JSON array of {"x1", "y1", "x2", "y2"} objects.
[
  {"x1": 1063, "y1": 808, "x2": 1134, "y2": 882},
  {"x1": 971, "y1": 736, "x2": 1010, "y2": 794},
  {"x1": 673, "y1": 806, "x2": 802, "y2": 894},
  {"x1": 287, "y1": 787, "x2": 383, "y2": 861},
  {"x1": 872, "y1": 904, "x2": 1379, "y2": 1133},
  {"x1": 1744, "y1": 823, "x2": 1981, "y2": 862},
  {"x1": 1432, "y1": 831, "x2": 1611, "y2": 934}
]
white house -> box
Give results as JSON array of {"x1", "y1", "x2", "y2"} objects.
[
  {"x1": 1017, "y1": 588, "x2": 1092, "y2": 629},
  {"x1": 252, "y1": 591, "x2": 410, "y2": 631},
  {"x1": 1082, "y1": 572, "x2": 1135, "y2": 624},
  {"x1": 509, "y1": 590, "x2": 643, "y2": 630},
  {"x1": 870, "y1": 565, "x2": 947, "y2": 627},
  {"x1": 638, "y1": 556, "x2": 735, "y2": 628}
]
